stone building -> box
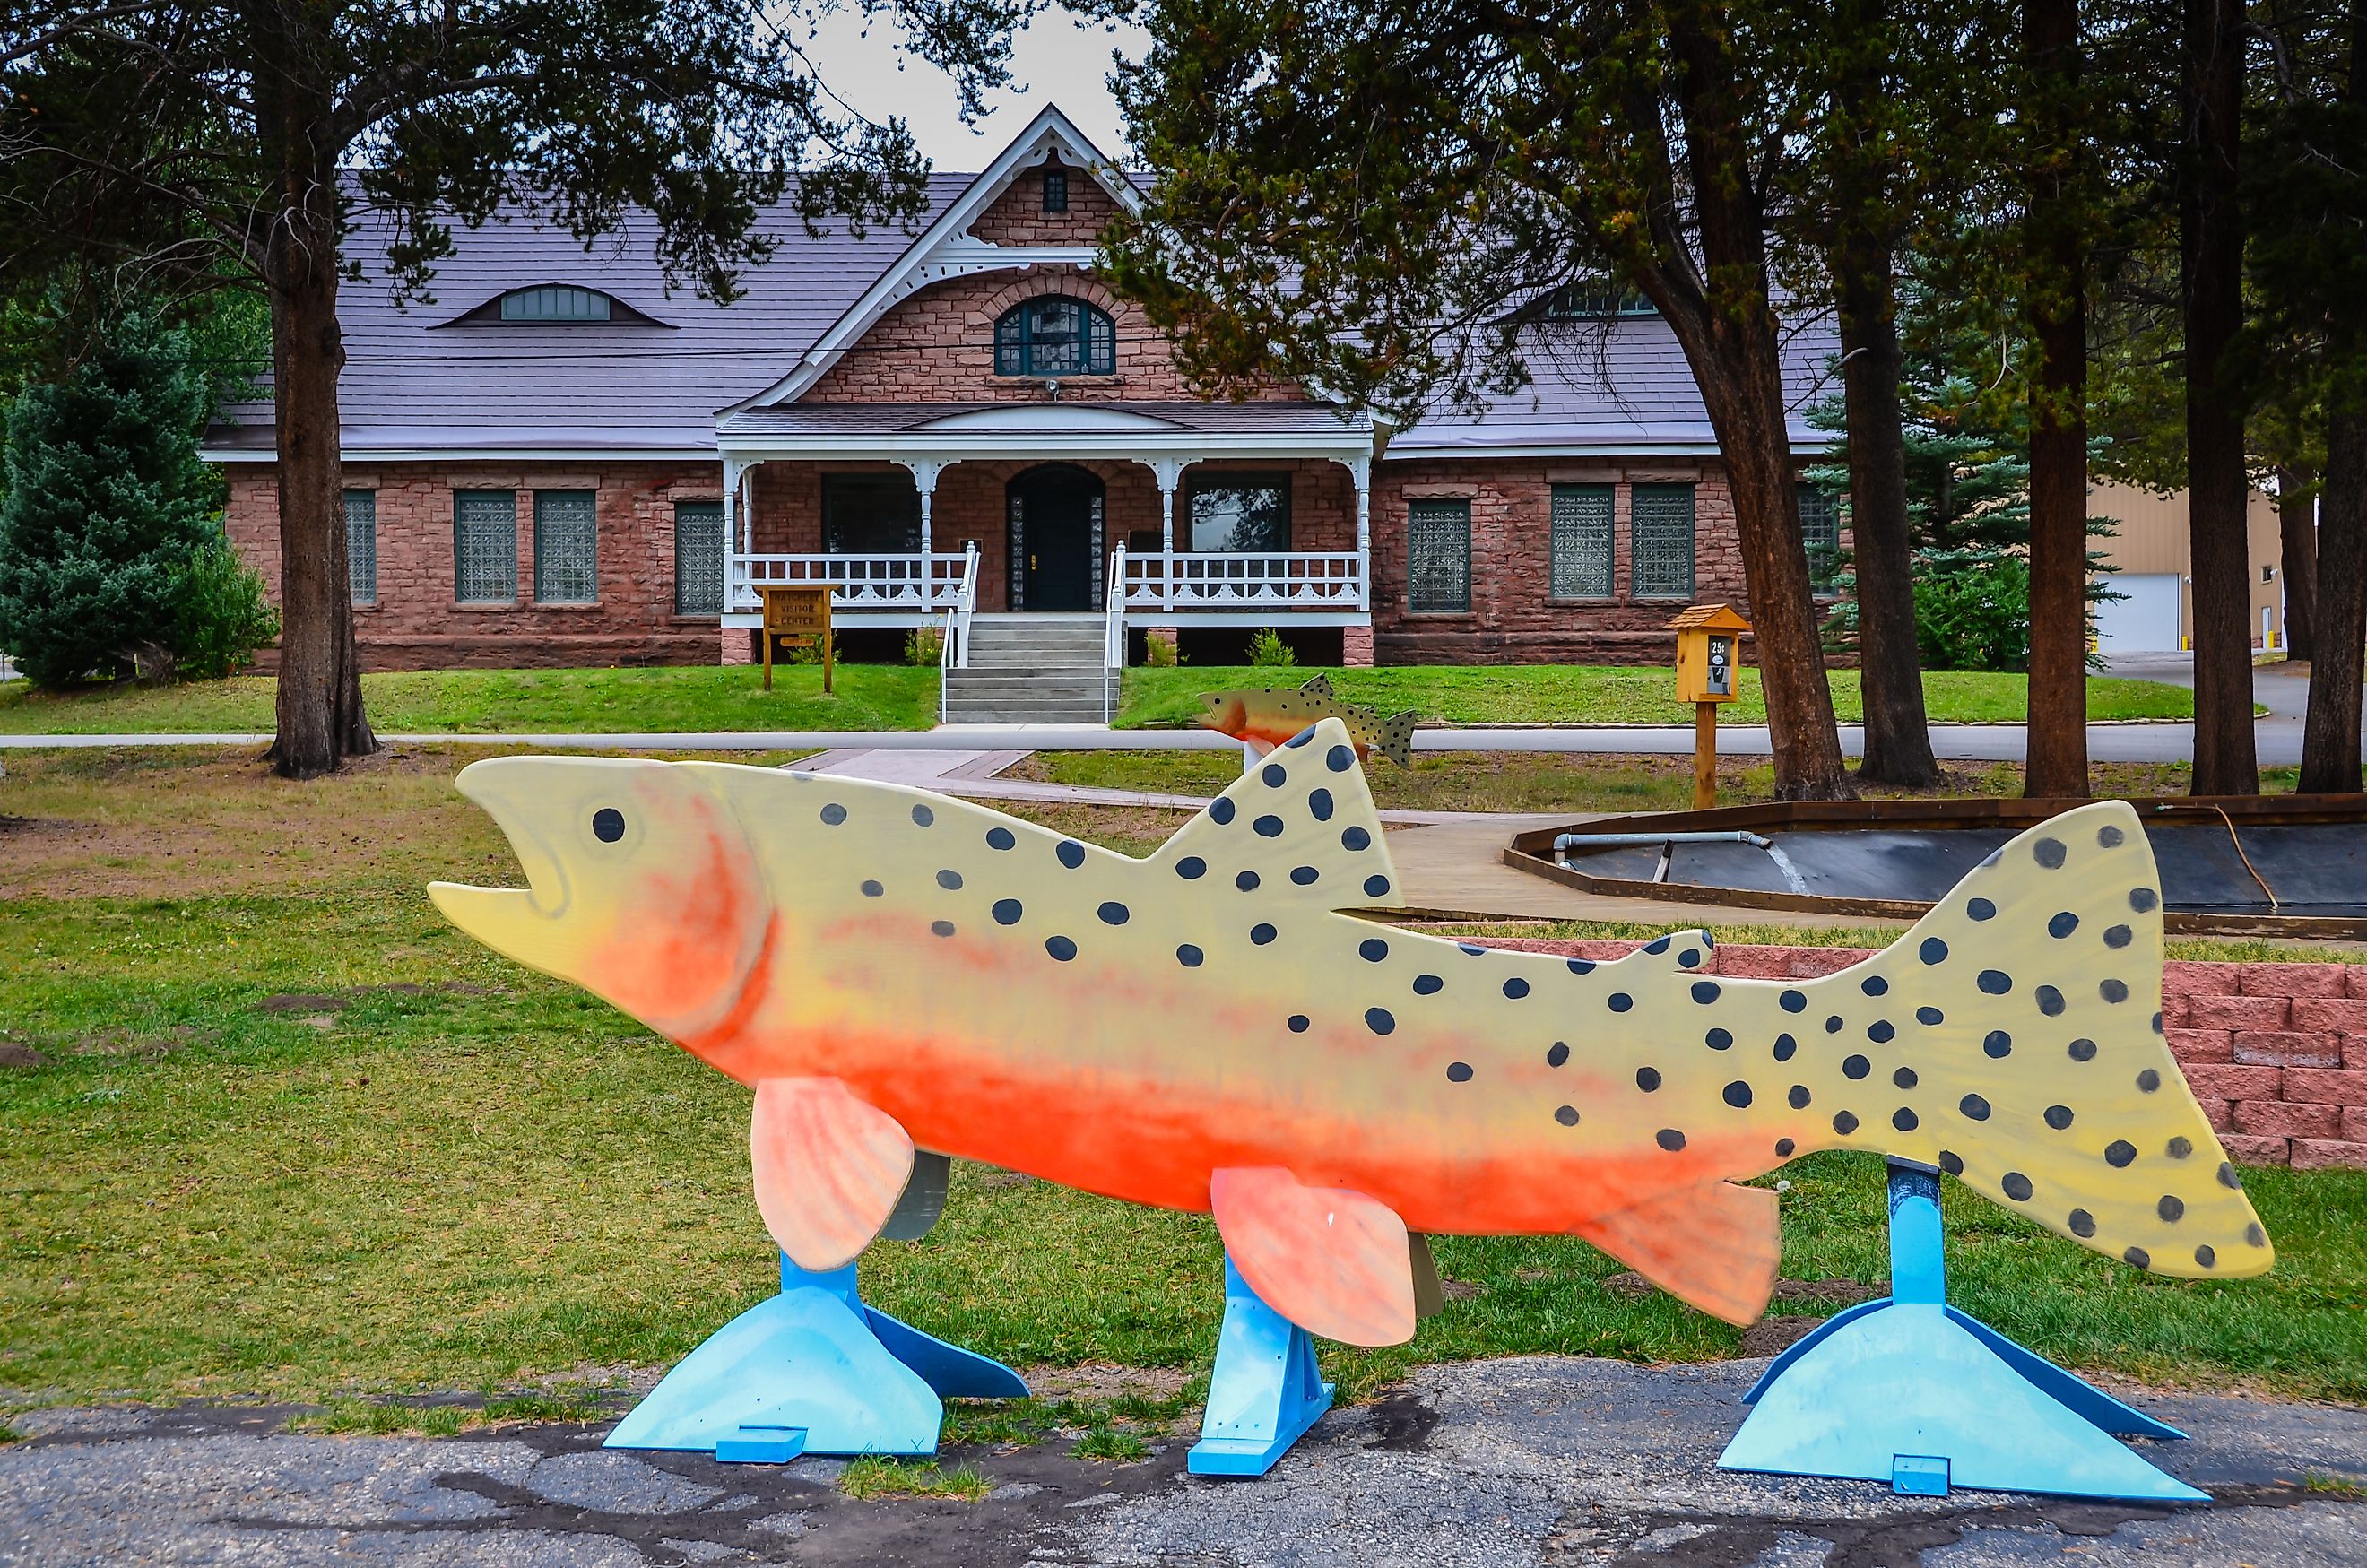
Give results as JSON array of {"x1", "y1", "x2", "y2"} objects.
[{"x1": 205, "y1": 108, "x2": 1842, "y2": 714}]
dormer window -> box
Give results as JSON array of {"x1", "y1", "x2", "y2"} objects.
[
  {"x1": 498, "y1": 286, "x2": 615, "y2": 323},
  {"x1": 1042, "y1": 169, "x2": 1069, "y2": 213},
  {"x1": 1542, "y1": 282, "x2": 1657, "y2": 320},
  {"x1": 995, "y1": 296, "x2": 1115, "y2": 376}
]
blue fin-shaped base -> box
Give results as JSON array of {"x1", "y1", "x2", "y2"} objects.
[
  {"x1": 604, "y1": 1256, "x2": 1027, "y2": 1460},
  {"x1": 1188, "y1": 1255, "x2": 1335, "y2": 1477},
  {"x1": 1721, "y1": 1161, "x2": 2203, "y2": 1503}
]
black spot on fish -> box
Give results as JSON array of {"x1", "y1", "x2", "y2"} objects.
[
  {"x1": 1706, "y1": 1027, "x2": 1734, "y2": 1050},
  {"x1": 2194, "y1": 1244, "x2": 2216, "y2": 1269},
  {"x1": 1210, "y1": 800, "x2": 1236, "y2": 826},
  {"x1": 1979, "y1": 970, "x2": 2013, "y2": 995},
  {"x1": 1176, "y1": 944, "x2": 1203, "y2": 967},
  {"x1": 2248, "y1": 1222, "x2": 2267, "y2": 1247},
  {"x1": 1098, "y1": 902, "x2": 1129, "y2": 925},
  {"x1": 1045, "y1": 936, "x2": 1077, "y2": 961},
  {"x1": 1359, "y1": 938, "x2": 1389, "y2": 963},
  {"x1": 1920, "y1": 937, "x2": 1950, "y2": 964},
  {"x1": 1445, "y1": 1061, "x2": 1472, "y2": 1083},
  {"x1": 1789, "y1": 1085, "x2": 1811, "y2": 1109},
  {"x1": 2158, "y1": 1194, "x2": 2184, "y2": 1222},
  {"x1": 1833, "y1": 1111, "x2": 1860, "y2": 1134},
  {"x1": 2100, "y1": 978, "x2": 2129, "y2": 1003},
  {"x1": 1327, "y1": 745, "x2": 1355, "y2": 772},
  {"x1": 2219, "y1": 1163, "x2": 2243, "y2": 1190},
  {"x1": 1251, "y1": 923, "x2": 1278, "y2": 946},
  {"x1": 912, "y1": 804, "x2": 935, "y2": 827},
  {"x1": 1781, "y1": 990, "x2": 1808, "y2": 1014},
  {"x1": 1261, "y1": 762, "x2": 1287, "y2": 787},
  {"x1": 1567, "y1": 958, "x2": 1595, "y2": 975},
  {"x1": 1286, "y1": 728, "x2": 1314, "y2": 748},
  {"x1": 932, "y1": 920, "x2": 956, "y2": 938},
  {"x1": 1657, "y1": 1129, "x2": 1686, "y2": 1151},
  {"x1": 1175, "y1": 855, "x2": 1206, "y2": 879},
  {"x1": 2002, "y1": 1171, "x2": 2032, "y2": 1201},
  {"x1": 2036, "y1": 985, "x2": 2065, "y2": 1017},
  {"x1": 1721, "y1": 1081, "x2": 1752, "y2": 1108},
  {"x1": 1776, "y1": 1138, "x2": 1797, "y2": 1157},
  {"x1": 993, "y1": 898, "x2": 1023, "y2": 925},
  {"x1": 1894, "y1": 1107, "x2": 1920, "y2": 1131},
  {"x1": 1365, "y1": 874, "x2": 1393, "y2": 899},
  {"x1": 1868, "y1": 1019, "x2": 1895, "y2": 1044},
  {"x1": 1960, "y1": 1094, "x2": 1992, "y2": 1121},
  {"x1": 1556, "y1": 1105, "x2": 1580, "y2": 1126},
  {"x1": 2099, "y1": 824, "x2": 2125, "y2": 847},
  {"x1": 937, "y1": 869, "x2": 964, "y2": 890},
  {"x1": 1609, "y1": 993, "x2": 1634, "y2": 1013},
  {"x1": 1253, "y1": 815, "x2": 1284, "y2": 838},
  {"x1": 988, "y1": 827, "x2": 1016, "y2": 851},
  {"x1": 1459, "y1": 943, "x2": 1486, "y2": 957},
  {"x1": 2130, "y1": 887, "x2": 2158, "y2": 913},
  {"x1": 1894, "y1": 1066, "x2": 1919, "y2": 1089},
  {"x1": 1968, "y1": 897, "x2": 1997, "y2": 921},
  {"x1": 821, "y1": 803, "x2": 847, "y2": 826},
  {"x1": 1773, "y1": 1033, "x2": 1798, "y2": 1061},
  {"x1": 1504, "y1": 977, "x2": 1530, "y2": 999},
  {"x1": 593, "y1": 808, "x2": 626, "y2": 843},
  {"x1": 1057, "y1": 840, "x2": 1086, "y2": 868},
  {"x1": 2125, "y1": 1246, "x2": 2152, "y2": 1269},
  {"x1": 861, "y1": 879, "x2": 884, "y2": 897},
  {"x1": 2167, "y1": 1136, "x2": 2192, "y2": 1158},
  {"x1": 2044, "y1": 1105, "x2": 2074, "y2": 1130},
  {"x1": 1290, "y1": 865, "x2": 1319, "y2": 886},
  {"x1": 1862, "y1": 975, "x2": 1889, "y2": 997},
  {"x1": 1548, "y1": 1042, "x2": 1570, "y2": 1067},
  {"x1": 1678, "y1": 949, "x2": 1701, "y2": 968},
  {"x1": 1984, "y1": 1030, "x2": 2012, "y2": 1059},
  {"x1": 2068, "y1": 1037, "x2": 2097, "y2": 1061},
  {"x1": 1237, "y1": 871, "x2": 1262, "y2": 892},
  {"x1": 2104, "y1": 924, "x2": 2132, "y2": 949},
  {"x1": 1636, "y1": 1066, "x2": 1662, "y2": 1092},
  {"x1": 1917, "y1": 1006, "x2": 1945, "y2": 1026},
  {"x1": 1288, "y1": 1015, "x2": 1309, "y2": 1034},
  {"x1": 1938, "y1": 1150, "x2": 1964, "y2": 1175},
  {"x1": 1843, "y1": 1054, "x2": 1871, "y2": 1079},
  {"x1": 2049, "y1": 912, "x2": 2078, "y2": 939},
  {"x1": 1644, "y1": 936, "x2": 1671, "y2": 955},
  {"x1": 1364, "y1": 1008, "x2": 1393, "y2": 1034},
  {"x1": 2034, "y1": 837, "x2": 2067, "y2": 868},
  {"x1": 1309, "y1": 788, "x2": 1335, "y2": 821},
  {"x1": 2137, "y1": 1069, "x2": 2160, "y2": 1093},
  {"x1": 2106, "y1": 1140, "x2": 2137, "y2": 1167},
  {"x1": 2068, "y1": 1209, "x2": 2096, "y2": 1237},
  {"x1": 1692, "y1": 981, "x2": 1721, "y2": 1003},
  {"x1": 1825, "y1": 1015, "x2": 1845, "y2": 1035},
  {"x1": 1342, "y1": 827, "x2": 1371, "y2": 851},
  {"x1": 1414, "y1": 975, "x2": 1443, "y2": 995}
]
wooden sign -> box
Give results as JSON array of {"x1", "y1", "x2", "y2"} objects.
[{"x1": 759, "y1": 584, "x2": 834, "y2": 693}]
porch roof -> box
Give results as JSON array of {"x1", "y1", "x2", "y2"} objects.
[{"x1": 715, "y1": 399, "x2": 1374, "y2": 464}]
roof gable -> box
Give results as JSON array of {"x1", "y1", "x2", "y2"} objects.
[{"x1": 735, "y1": 104, "x2": 1140, "y2": 411}]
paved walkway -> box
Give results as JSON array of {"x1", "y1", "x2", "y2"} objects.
[{"x1": 5, "y1": 1357, "x2": 2361, "y2": 1565}]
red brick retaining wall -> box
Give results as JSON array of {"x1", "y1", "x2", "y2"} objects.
[{"x1": 1470, "y1": 936, "x2": 2367, "y2": 1170}]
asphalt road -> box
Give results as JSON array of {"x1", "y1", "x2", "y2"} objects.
[{"x1": 6, "y1": 1356, "x2": 2363, "y2": 1567}]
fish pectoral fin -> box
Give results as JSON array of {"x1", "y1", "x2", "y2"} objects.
[
  {"x1": 1571, "y1": 1181, "x2": 1781, "y2": 1327},
  {"x1": 750, "y1": 1077, "x2": 915, "y2": 1271},
  {"x1": 1210, "y1": 1166, "x2": 1417, "y2": 1347}
]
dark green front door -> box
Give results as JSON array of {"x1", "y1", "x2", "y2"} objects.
[{"x1": 1009, "y1": 466, "x2": 1102, "y2": 612}]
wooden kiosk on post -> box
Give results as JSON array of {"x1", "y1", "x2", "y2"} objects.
[
  {"x1": 1671, "y1": 603, "x2": 1750, "y2": 810},
  {"x1": 758, "y1": 584, "x2": 835, "y2": 694}
]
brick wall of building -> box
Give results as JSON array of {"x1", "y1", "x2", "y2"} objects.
[
  {"x1": 964, "y1": 157, "x2": 1122, "y2": 247},
  {"x1": 1368, "y1": 457, "x2": 1778, "y2": 664},
  {"x1": 224, "y1": 461, "x2": 725, "y2": 671},
  {"x1": 1470, "y1": 935, "x2": 2367, "y2": 1169}
]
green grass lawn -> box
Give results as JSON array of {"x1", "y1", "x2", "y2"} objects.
[
  {"x1": 3, "y1": 749, "x2": 2362, "y2": 1410},
  {"x1": 0, "y1": 663, "x2": 939, "y2": 735},
  {"x1": 1117, "y1": 666, "x2": 2197, "y2": 728}
]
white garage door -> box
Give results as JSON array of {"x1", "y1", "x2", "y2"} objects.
[{"x1": 2094, "y1": 572, "x2": 2182, "y2": 652}]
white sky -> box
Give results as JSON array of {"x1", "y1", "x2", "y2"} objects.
[{"x1": 795, "y1": 6, "x2": 1149, "y2": 171}]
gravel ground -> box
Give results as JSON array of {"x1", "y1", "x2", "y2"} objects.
[{"x1": 4, "y1": 1356, "x2": 2363, "y2": 1567}]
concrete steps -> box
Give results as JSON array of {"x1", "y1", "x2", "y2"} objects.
[{"x1": 943, "y1": 615, "x2": 1116, "y2": 723}]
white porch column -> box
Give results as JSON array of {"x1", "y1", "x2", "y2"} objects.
[
  {"x1": 1148, "y1": 456, "x2": 1189, "y2": 609},
  {"x1": 721, "y1": 456, "x2": 745, "y2": 611},
  {"x1": 1347, "y1": 455, "x2": 1372, "y2": 611},
  {"x1": 896, "y1": 458, "x2": 948, "y2": 606}
]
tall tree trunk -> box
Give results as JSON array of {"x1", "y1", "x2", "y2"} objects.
[
  {"x1": 2184, "y1": 0, "x2": 2258, "y2": 794},
  {"x1": 260, "y1": 46, "x2": 376, "y2": 778},
  {"x1": 2023, "y1": 0, "x2": 2091, "y2": 798},
  {"x1": 2300, "y1": 411, "x2": 2365, "y2": 791},
  {"x1": 1838, "y1": 250, "x2": 1940, "y2": 785},
  {"x1": 1664, "y1": 11, "x2": 1853, "y2": 801},
  {"x1": 2277, "y1": 463, "x2": 2318, "y2": 661}
]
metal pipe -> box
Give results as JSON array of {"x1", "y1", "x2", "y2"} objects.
[{"x1": 1552, "y1": 830, "x2": 1811, "y2": 897}]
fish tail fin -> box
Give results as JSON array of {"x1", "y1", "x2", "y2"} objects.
[
  {"x1": 1830, "y1": 801, "x2": 2272, "y2": 1281},
  {"x1": 1380, "y1": 711, "x2": 1418, "y2": 769}
]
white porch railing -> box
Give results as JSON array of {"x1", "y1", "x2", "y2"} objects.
[
  {"x1": 1118, "y1": 550, "x2": 1366, "y2": 610},
  {"x1": 938, "y1": 542, "x2": 979, "y2": 724},
  {"x1": 729, "y1": 551, "x2": 972, "y2": 614},
  {"x1": 1103, "y1": 542, "x2": 1128, "y2": 724}
]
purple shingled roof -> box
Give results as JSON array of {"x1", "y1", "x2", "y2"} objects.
[{"x1": 717, "y1": 401, "x2": 1364, "y2": 437}]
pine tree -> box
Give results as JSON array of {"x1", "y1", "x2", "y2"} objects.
[{"x1": 0, "y1": 314, "x2": 225, "y2": 686}]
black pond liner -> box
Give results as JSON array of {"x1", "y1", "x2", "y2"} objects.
[{"x1": 1504, "y1": 794, "x2": 2367, "y2": 939}]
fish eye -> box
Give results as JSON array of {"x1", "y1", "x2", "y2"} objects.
[{"x1": 592, "y1": 807, "x2": 626, "y2": 844}]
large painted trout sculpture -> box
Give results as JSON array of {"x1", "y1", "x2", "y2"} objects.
[{"x1": 429, "y1": 718, "x2": 2269, "y2": 1348}]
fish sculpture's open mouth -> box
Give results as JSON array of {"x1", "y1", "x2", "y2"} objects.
[{"x1": 427, "y1": 758, "x2": 576, "y2": 948}]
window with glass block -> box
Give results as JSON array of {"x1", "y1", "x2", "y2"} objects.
[
  {"x1": 993, "y1": 296, "x2": 1116, "y2": 376},
  {"x1": 1549, "y1": 484, "x2": 1614, "y2": 598},
  {"x1": 674, "y1": 500, "x2": 724, "y2": 615},
  {"x1": 454, "y1": 489, "x2": 517, "y2": 603},
  {"x1": 343, "y1": 489, "x2": 377, "y2": 605},
  {"x1": 1630, "y1": 483, "x2": 1696, "y2": 599},
  {"x1": 1799, "y1": 484, "x2": 1842, "y2": 593},
  {"x1": 1407, "y1": 498, "x2": 1472, "y2": 612},
  {"x1": 533, "y1": 490, "x2": 598, "y2": 603}
]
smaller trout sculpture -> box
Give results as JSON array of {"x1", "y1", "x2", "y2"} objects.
[
  {"x1": 431, "y1": 718, "x2": 2269, "y2": 1349},
  {"x1": 1200, "y1": 674, "x2": 1418, "y2": 767}
]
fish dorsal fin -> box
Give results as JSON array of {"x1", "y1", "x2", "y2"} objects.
[
  {"x1": 1153, "y1": 716, "x2": 1404, "y2": 907},
  {"x1": 1299, "y1": 673, "x2": 1336, "y2": 698}
]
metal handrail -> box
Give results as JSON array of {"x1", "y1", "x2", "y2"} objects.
[{"x1": 1102, "y1": 542, "x2": 1128, "y2": 725}]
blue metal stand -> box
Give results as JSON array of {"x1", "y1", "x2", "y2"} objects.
[
  {"x1": 1188, "y1": 1254, "x2": 1335, "y2": 1477},
  {"x1": 604, "y1": 1253, "x2": 1027, "y2": 1462},
  {"x1": 1719, "y1": 1160, "x2": 2205, "y2": 1503}
]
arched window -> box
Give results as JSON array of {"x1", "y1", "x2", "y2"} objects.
[
  {"x1": 498, "y1": 285, "x2": 614, "y2": 322},
  {"x1": 994, "y1": 296, "x2": 1115, "y2": 377}
]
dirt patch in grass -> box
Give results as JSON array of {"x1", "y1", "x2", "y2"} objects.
[
  {"x1": 253, "y1": 983, "x2": 498, "y2": 1014},
  {"x1": 0, "y1": 1045, "x2": 44, "y2": 1069},
  {"x1": 1018, "y1": 1364, "x2": 1194, "y2": 1404}
]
